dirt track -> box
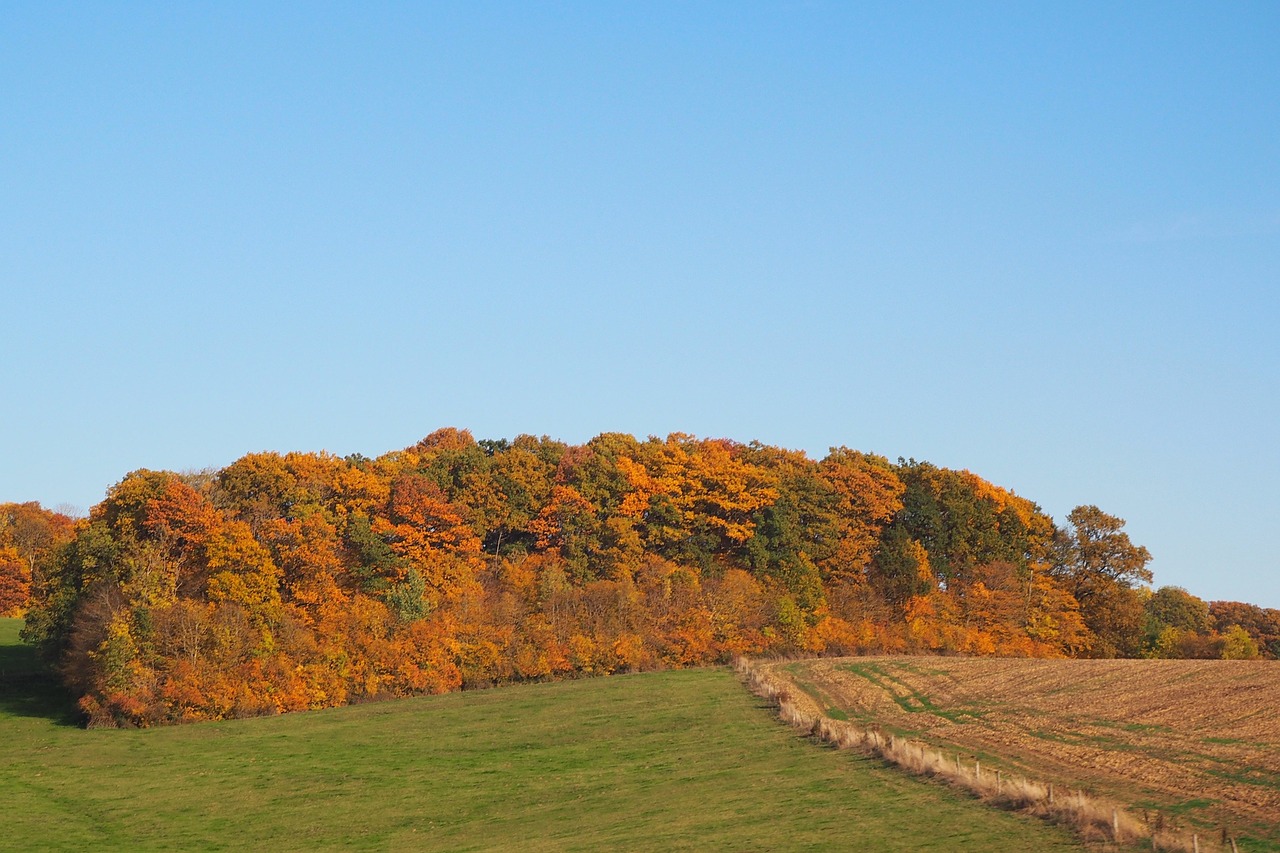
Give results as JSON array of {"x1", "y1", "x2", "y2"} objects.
[{"x1": 760, "y1": 657, "x2": 1280, "y2": 844}]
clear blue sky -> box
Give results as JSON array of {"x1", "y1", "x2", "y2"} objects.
[{"x1": 2, "y1": 3, "x2": 1277, "y2": 607}]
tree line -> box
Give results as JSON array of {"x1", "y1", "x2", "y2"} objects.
[{"x1": 4, "y1": 428, "x2": 1274, "y2": 726}]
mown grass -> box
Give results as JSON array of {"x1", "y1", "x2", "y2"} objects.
[{"x1": 0, "y1": 619, "x2": 1085, "y2": 851}]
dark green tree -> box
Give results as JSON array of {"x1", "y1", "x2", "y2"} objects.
[{"x1": 1051, "y1": 505, "x2": 1153, "y2": 657}]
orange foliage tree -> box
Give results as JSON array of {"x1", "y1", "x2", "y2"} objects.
[
  {"x1": 19, "y1": 429, "x2": 1168, "y2": 727},
  {"x1": 0, "y1": 502, "x2": 75, "y2": 615}
]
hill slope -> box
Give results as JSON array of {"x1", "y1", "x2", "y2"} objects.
[{"x1": 0, "y1": 620, "x2": 1082, "y2": 851}]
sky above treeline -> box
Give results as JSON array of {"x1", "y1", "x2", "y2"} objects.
[{"x1": 2, "y1": 3, "x2": 1277, "y2": 608}]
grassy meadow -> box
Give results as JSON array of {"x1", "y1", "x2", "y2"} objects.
[{"x1": 0, "y1": 619, "x2": 1084, "y2": 851}]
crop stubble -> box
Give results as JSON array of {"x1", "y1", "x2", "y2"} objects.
[{"x1": 764, "y1": 657, "x2": 1280, "y2": 841}]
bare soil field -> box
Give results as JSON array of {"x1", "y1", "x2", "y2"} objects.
[{"x1": 760, "y1": 657, "x2": 1280, "y2": 848}]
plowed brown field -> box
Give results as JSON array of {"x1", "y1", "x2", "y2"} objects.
[{"x1": 762, "y1": 657, "x2": 1280, "y2": 848}]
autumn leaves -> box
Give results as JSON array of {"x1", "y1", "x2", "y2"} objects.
[{"x1": 14, "y1": 428, "x2": 1156, "y2": 726}]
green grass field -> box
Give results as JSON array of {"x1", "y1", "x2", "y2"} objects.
[{"x1": 0, "y1": 619, "x2": 1083, "y2": 851}]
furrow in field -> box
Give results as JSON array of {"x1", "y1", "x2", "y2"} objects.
[{"x1": 761, "y1": 656, "x2": 1280, "y2": 847}]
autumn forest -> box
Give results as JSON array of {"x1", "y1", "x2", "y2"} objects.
[{"x1": 4, "y1": 429, "x2": 1276, "y2": 727}]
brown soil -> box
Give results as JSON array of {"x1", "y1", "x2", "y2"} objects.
[{"x1": 760, "y1": 656, "x2": 1280, "y2": 846}]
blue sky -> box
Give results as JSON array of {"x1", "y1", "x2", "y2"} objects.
[{"x1": 2, "y1": 3, "x2": 1277, "y2": 607}]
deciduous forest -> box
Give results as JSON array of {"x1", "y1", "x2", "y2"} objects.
[{"x1": 6, "y1": 429, "x2": 1276, "y2": 726}]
